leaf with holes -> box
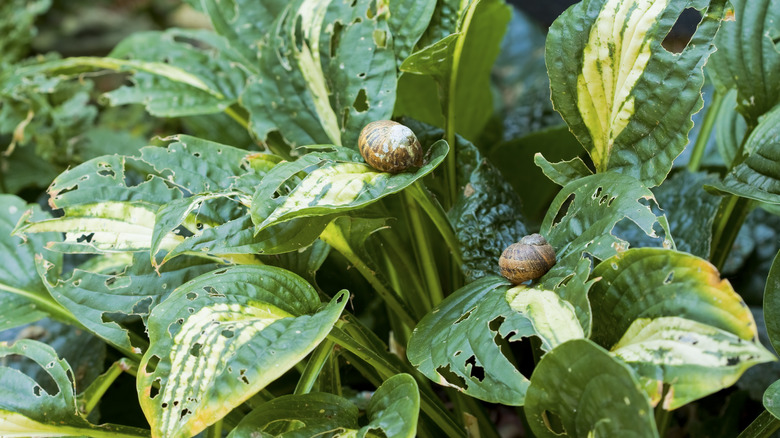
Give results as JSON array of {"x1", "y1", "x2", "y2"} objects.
[
  {"x1": 251, "y1": 141, "x2": 447, "y2": 233},
  {"x1": 0, "y1": 195, "x2": 62, "y2": 331},
  {"x1": 533, "y1": 154, "x2": 593, "y2": 188},
  {"x1": 524, "y1": 339, "x2": 658, "y2": 438},
  {"x1": 612, "y1": 316, "x2": 774, "y2": 410},
  {"x1": 408, "y1": 276, "x2": 584, "y2": 405},
  {"x1": 546, "y1": 0, "x2": 731, "y2": 186},
  {"x1": 538, "y1": 172, "x2": 674, "y2": 325},
  {"x1": 228, "y1": 373, "x2": 419, "y2": 438},
  {"x1": 589, "y1": 248, "x2": 758, "y2": 350},
  {"x1": 0, "y1": 339, "x2": 150, "y2": 437},
  {"x1": 708, "y1": 0, "x2": 780, "y2": 127},
  {"x1": 37, "y1": 253, "x2": 221, "y2": 354},
  {"x1": 242, "y1": 0, "x2": 398, "y2": 149},
  {"x1": 764, "y1": 250, "x2": 780, "y2": 355},
  {"x1": 137, "y1": 266, "x2": 348, "y2": 438}
]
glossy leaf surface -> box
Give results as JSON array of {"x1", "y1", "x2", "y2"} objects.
[{"x1": 765, "y1": 250, "x2": 780, "y2": 355}]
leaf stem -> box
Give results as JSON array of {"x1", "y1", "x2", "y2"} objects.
[
  {"x1": 78, "y1": 358, "x2": 137, "y2": 416},
  {"x1": 403, "y1": 189, "x2": 444, "y2": 307},
  {"x1": 408, "y1": 181, "x2": 464, "y2": 268},
  {"x1": 205, "y1": 419, "x2": 223, "y2": 438},
  {"x1": 688, "y1": 90, "x2": 723, "y2": 172},
  {"x1": 737, "y1": 410, "x2": 780, "y2": 438},
  {"x1": 294, "y1": 337, "x2": 336, "y2": 395},
  {"x1": 709, "y1": 195, "x2": 754, "y2": 271},
  {"x1": 223, "y1": 105, "x2": 249, "y2": 130}
]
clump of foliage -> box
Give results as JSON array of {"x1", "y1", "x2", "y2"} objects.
[{"x1": 1, "y1": 0, "x2": 780, "y2": 437}]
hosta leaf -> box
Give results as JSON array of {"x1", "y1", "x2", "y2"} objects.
[
  {"x1": 612, "y1": 317, "x2": 775, "y2": 410},
  {"x1": 243, "y1": 0, "x2": 397, "y2": 148},
  {"x1": 387, "y1": 1, "x2": 437, "y2": 66},
  {"x1": 765, "y1": 250, "x2": 780, "y2": 355},
  {"x1": 533, "y1": 155, "x2": 593, "y2": 188},
  {"x1": 408, "y1": 276, "x2": 584, "y2": 406},
  {"x1": 590, "y1": 248, "x2": 758, "y2": 349},
  {"x1": 0, "y1": 195, "x2": 62, "y2": 331},
  {"x1": 708, "y1": 0, "x2": 780, "y2": 127},
  {"x1": 764, "y1": 379, "x2": 780, "y2": 419},
  {"x1": 105, "y1": 28, "x2": 250, "y2": 117},
  {"x1": 715, "y1": 89, "x2": 748, "y2": 168},
  {"x1": 138, "y1": 266, "x2": 348, "y2": 438},
  {"x1": 0, "y1": 339, "x2": 149, "y2": 437},
  {"x1": 0, "y1": 0, "x2": 50, "y2": 64},
  {"x1": 539, "y1": 173, "x2": 673, "y2": 299},
  {"x1": 37, "y1": 253, "x2": 221, "y2": 353},
  {"x1": 251, "y1": 141, "x2": 447, "y2": 233},
  {"x1": 546, "y1": 0, "x2": 731, "y2": 186},
  {"x1": 706, "y1": 141, "x2": 780, "y2": 205},
  {"x1": 401, "y1": 0, "x2": 510, "y2": 141},
  {"x1": 524, "y1": 339, "x2": 658, "y2": 438},
  {"x1": 227, "y1": 373, "x2": 419, "y2": 438}
]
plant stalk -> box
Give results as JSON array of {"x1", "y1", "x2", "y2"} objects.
[
  {"x1": 294, "y1": 336, "x2": 336, "y2": 395},
  {"x1": 737, "y1": 410, "x2": 780, "y2": 438},
  {"x1": 78, "y1": 358, "x2": 137, "y2": 416},
  {"x1": 688, "y1": 90, "x2": 723, "y2": 172},
  {"x1": 403, "y1": 189, "x2": 444, "y2": 307},
  {"x1": 709, "y1": 196, "x2": 753, "y2": 271},
  {"x1": 408, "y1": 181, "x2": 464, "y2": 268}
]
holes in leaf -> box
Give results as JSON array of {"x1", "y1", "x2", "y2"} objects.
[
  {"x1": 372, "y1": 29, "x2": 387, "y2": 48},
  {"x1": 592, "y1": 186, "x2": 603, "y2": 200},
  {"x1": 366, "y1": 0, "x2": 377, "y2": 18},
  {"x1": 239, "y1": 368, "x2": 249, "y2": 385},
  {"x1": 214, "y1": 269, "x2": 227, "y2": 275},
  {"x1": 149, "y1": 378, "x2": 161, "y2": 399},
  {"x1": 168, "y1": 319, "x2": 184, "y2": 338},
  {"x1": 132, "y1": 297, "x2": 152, "y2": 315},
  {"x1": 192, "y1": 152, "x2": 201, "y2": 158},
  {"x1": 663, "y1": 271, "x2": 674, "y2": 284},
  {"x1": 221, "y1": 329, "x2": 234, "y2": 338},
  {"x1": 195, "y1": 222, "x2": 203, "y2": 230},
  {"x1": 189, "y1": 343, "x2": 202, "y2": 357},
  {"x1": 145, "y1": 355, "x2": 160, "y2": 374},
  {"x1": 161, "y1": 402, "x2": 168, "y2": 408},
  {"x1": 330, "y1": 21, "x2": 344, "y2": 57},
  {"x1": 436, "y1": 364, "x2": 467, "y2": 390},
  {"x1": 105, "y1": 275, "x2": 132, "y2": 290},
  {"x1": 552, "y1": 194, "x2": 575, "y2": 227},
  {"x1": 173, "y1": 225, "x2": 194, "y2": 238},
  {"x1": 97, "y1": 168, "x2": 116, "y2": 177},
  {"x1": 76, "y1": 233, "x2": 95, "y2": 243},
  {"x1": 465, "y1": 355, "x2": 485, "y2": 382},
  {"x1": 32, "y1": 385, "x2": 42, "y2": 397},
  {"x1": 186, "y1": 292, "x2": 198, "y2": 301},
  {"x1": 352, "y1": 89, "x2": 369, "y2": 112},
  {"x1": 179, "y1": 408, "x2": 191, "y2": 420},
  {"x1": 662, "y1": 8, "x2": 701, "y2": 54},
  {"x1": 541, "y1": 410, "x2": 567, "y2": 435},
  {"x1": 454, "y1": 309, "x2": 474, "y2": 325},
  {"x1": 204, "y1": 286, "x2": 224, "y2": 298}
]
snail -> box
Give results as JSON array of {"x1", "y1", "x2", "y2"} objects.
[
  {"x1": 499, "y1": 234, "x2": 556, "y2": 284},
  {"x1": 358, "y1": 120, "x2": 423, "y2": 173}
]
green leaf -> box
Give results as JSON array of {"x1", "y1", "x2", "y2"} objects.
[
  {"x1": 533, "y1": 155, "x2": 593, "y2": 187},
  {"x1": 589, "y1": 248, "x2": 758, "y2": 349},
  {"x1": 764, "y1": 250, "x2": 780, "y2": 355},
  {"x1": 0, "y1": 339, "x2": 150, "y2": 437},
  {"x1": 546, "y1": 0, "x2": 731, "y2": 186},
  {"x1": 242, "y1": 0, "x2": 398, "y2": 148},
  {"x1": 539, "y1": 173, "x2": 673, "y2": 297},
  {"x1": 524, "y1": 339, "x2": 658, "y2": 438},
  {"x1": 251, "y1": 141, "x2": 448, "y2": 233},
  {"x1": 0, "y1": 0, "x2": 50, "y2": 64},
  {"x1": 227, "y1": 373, "x2": 419, "y2": 438},
  {"x1": 387, "y1": 1, "x2": 436, "y2": 66},
  {"x1": 715, "y1": 89, "x2": 748, "y2": 168},
  {"x1": 105, "y1": 28, "x2": 250, "y2": 117},
  {"x1": 37, "y1": 253, "x2": 221, "y2": 353},
  {"x1": 708, "y1": 0, "x2": 780, "y2": 127},
  {"x1": 0, "y1": 195, "x2": 62, "y2": 331},
  {"x1": 764, "y1": 379, "x2": 780, "y2": 419},
  {"x1": 259, "y1": 239, "x2": 330, "y2": 287},
  {"x1": 612, "y1": 316, "x2": 774, "y2": 410},
  {"x1": 408, "y1": 276, "x2": 585, "y2": 405},
  {"x1": 137, "y1": 266, "x2": 348, "y2": 438},
  {"x1": 706, "y1": 141, "x2": 780, "y2": 205},
  {"x1": 401, "y1": 0, "x2": 510, "y2": 141}
]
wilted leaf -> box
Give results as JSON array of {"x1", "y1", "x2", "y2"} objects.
[{"x1": 546, "y1": 0, "x2": 731, "y2": 186}]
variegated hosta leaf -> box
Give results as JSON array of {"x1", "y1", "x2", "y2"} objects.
[
  {"x1": 538, "y1": 173, "x2": 673, "y2": 332},
  {"x1": 36, "y1": 252, "x2": 221, "y2": 353},
  {"x1": 546, "y1": 0, "x2": 731, "y2": 186},
  {"x1": 0, "y1": 195, "x2": 61, "y2": 331},
  {"x1": 138, "y1": 266, "x2": 348, "y2": 438},
  {"x1": 228, "y1": 374, "x2": 419, "y2": 438},
  {"x1": 251, "y1": 141, "x2": 448, "y2": 233},
  {"x1": 612, "y1": 317, "x2": 775, "y2": 410},
  {"x1": 708, "y1": 0, "x2": 780, "y2": 127},
  {"x1": 0, "y1": 339, "x2": 150, "y2": 437},
  {"x1": 242, "y1": 0, "x2": 398, "y2": 149},
  {"x1": 104, "y1": 28, "x2": 250, "y2": 117},
  {"x1": 524, "y1": 339, "x2": 658, "y2": 438},
  {"x1": 407, "y1": 276, "x2": 584, "y2": 406},
  {"x1": 589, "y1": 248, "x2": 758, "y2": 349}
]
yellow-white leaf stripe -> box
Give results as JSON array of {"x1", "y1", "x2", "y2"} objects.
[
  {"x1": 159, "y1": 302, "x2": 291, "y2": 436},
  {"x1": 577, "y1": 0, "x2": 669, "y2": 170},
  {"x1": 506, "y1": 287, "x2": 584, "y2": 350}
]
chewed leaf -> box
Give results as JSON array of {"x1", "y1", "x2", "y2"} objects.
[
  {"x1": 524, "y1": 339, "x2": 658, "y2": 438},
  {"x1": 251, "y1": 141, "x2": 447, "y2": 233},
  {"x1": 547, "y1": 0, "x2": 731, "y2": 186},
  {"x1": 708, "y1": 0, "x2": 780, "y2": 127},
  {"x1": 589, "y1": 248, "x2": 758, "y2": 349},
  {"x1": 408, "y1": 277, "x2": 584, "y2": 405},
  {"x1": 138, "y1": 266, "x2": 347, "y2": 438},
  {"x1": 613, "y1": 317, "x2": 775, "y2": 410}
]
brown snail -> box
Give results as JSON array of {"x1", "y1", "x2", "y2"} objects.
[
  {"x1": 499, "y1": 234, "x2": 556, "y2": 284},
  {"x1": 358, "y1": 120, "x2": 423, "y2": 173}
]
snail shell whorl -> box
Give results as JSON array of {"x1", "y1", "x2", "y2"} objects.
[
  {"x1": 499, "y1": 234, "x2": 556, "y2": 284},
  {"x1": 358, "y1": 120, "x2": 423, "y2": 173}
]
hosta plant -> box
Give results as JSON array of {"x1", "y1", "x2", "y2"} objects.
[{"x1": 1, "y1": 0, "x2": 780, "y2": 437}]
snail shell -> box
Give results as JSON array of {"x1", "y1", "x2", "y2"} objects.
[
  {"x1": 499, "y1": 234, "x2": 556, "y2": 284},
  {"x1": 358, "y1": 120, "x2": 423, "y2": 173}
]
